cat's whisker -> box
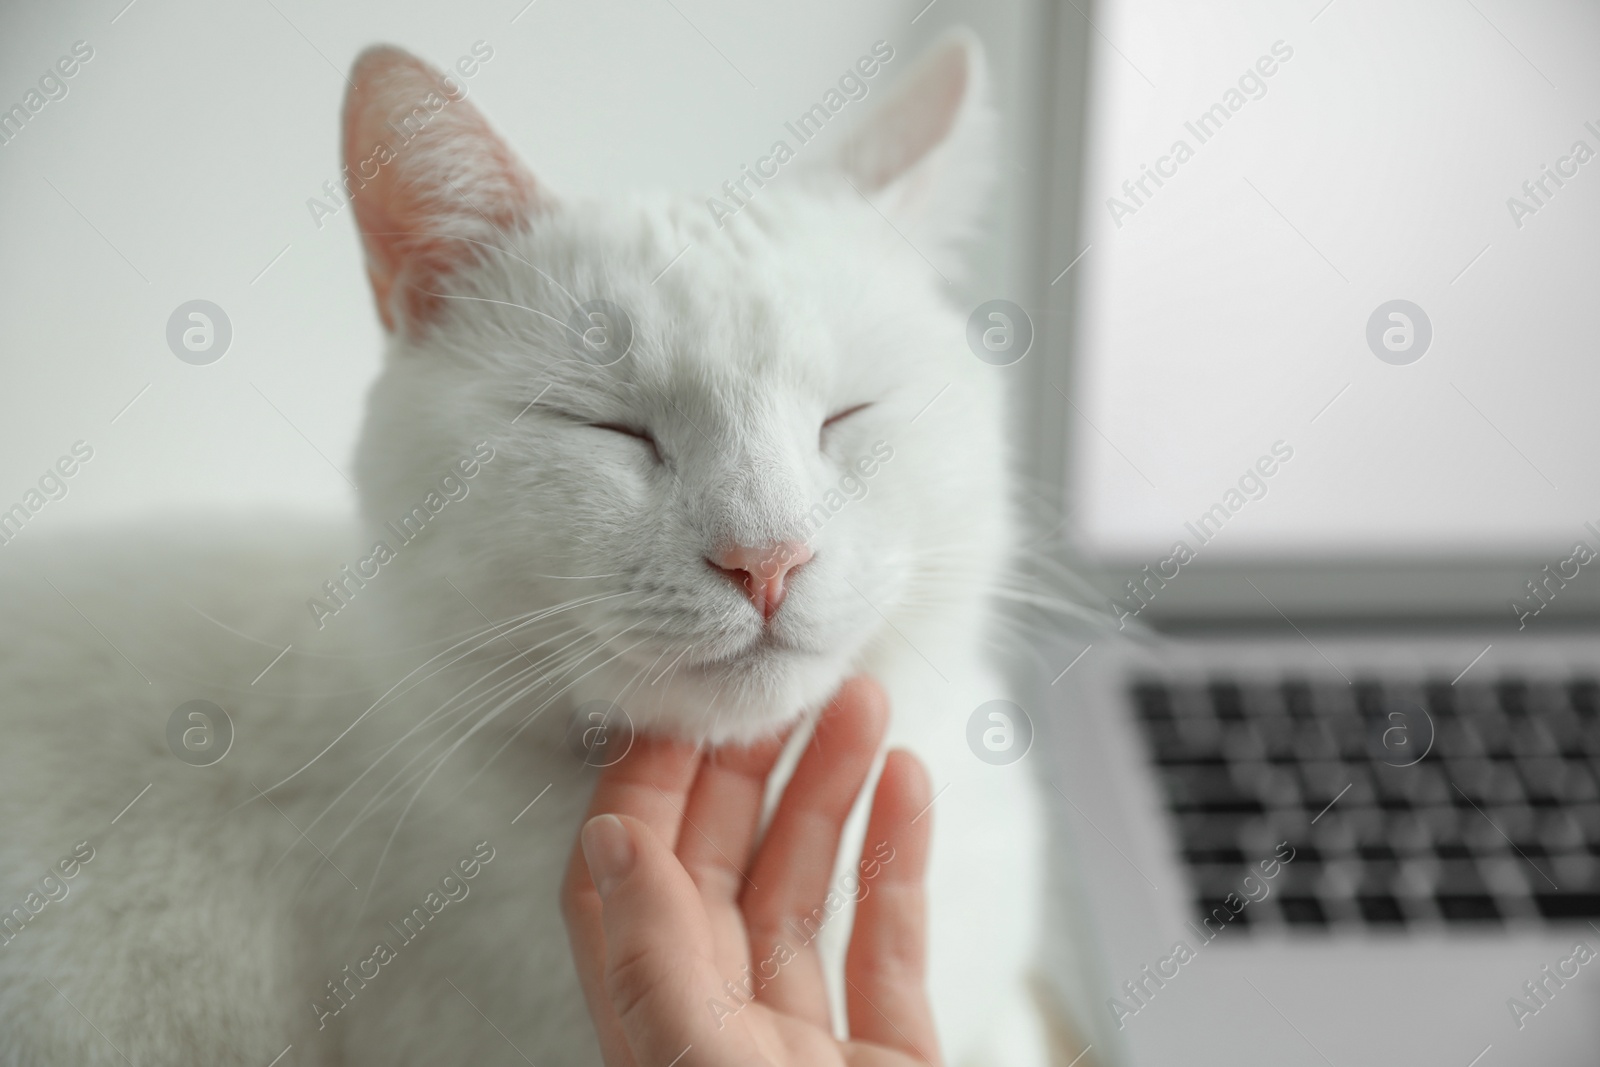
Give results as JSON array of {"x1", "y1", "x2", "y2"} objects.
[
  {"x1": 352, "y1": 624, "x2": 652, "y2": 923},
  {"x1": 324, "y1": 670, "x2": 538, "y2": 856},
  {"x1": 458, "y1": 621, "x2": 658, "y2": 790},
  {"x1": 302, "y1": 602, "x2": 639, "y2": 839},
  {"x1": 289, "y1": 642, "x2": 561, "y2": 850},
  {"x1": 274, "y1": 671, "x2": 521, "y2": 883},
  {"x1": 566, "y1": 619, "x2": 678, "y2": 735},
  {"x1": 175, "y1": 597, "x2": 528, "y2": 663},
  {"x1": 266, "y1": 601, "x2": 635, "y2": 882},
  {"x1": 650, "y1": 642, "x2": 695, "y2": 686},
  {"x1": 256, "y1": 611, "x2": 547, "y2": 797},
  {"x1": 632, "y1": 631, "x2": 677, "y2": 686},
  {"x1": 262, "y1": 591, "x2": 628, "y2": 794},
  {"x1": 327, "y1": 612, "x2": 633, "y2": 847},
  {"x1": 410, "y1": 287, "x2": 585, "y2": 342}
]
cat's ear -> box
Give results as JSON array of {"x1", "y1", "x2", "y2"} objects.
[
  {"x1": 342, "y1": 45, "x2": 546, "y2": 336},
  {"x1": 834, "y1": 29, "x2": 995, "y2": 278}
]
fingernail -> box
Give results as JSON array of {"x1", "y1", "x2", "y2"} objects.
[{"x1": 581, "y1": 814, "x2": 635, "y2": 900}]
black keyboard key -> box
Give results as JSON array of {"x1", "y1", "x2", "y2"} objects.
[
  {"x1": 1311, "y1": 812, "x2": 1358, "y2": 857},
  {"x1": 1534, "y1": 894, "x2": 1600, "y2": 919},
  {"x1": 1191, "y1": 865, "x2": 1251, "y2": 899},
  {"x1": 1359, "y1": 857, "x2": 1401, "y2": 890},
  {"x1": 1241, "y1": 683, "x2": 1287, "y2": 719},
  {"x1": 1295, "y1": 722, "x2": 1340, "y2": 762},
  {"x1": 1570, "y1": 680, "x2": 1600, "y2": 719},
  {"x1": 1567, "y1": 804, "x2": 1600, "y2": 846},
  {"x1": 1329, "y1": 714, "x2": 1370, "y2": 761},
  {"x1": 1317, "y1": 856, "x2": 1363, "y2": 900},
  {"x1": 1195, "y1": 897, "x2": 1253, "y2": 928},
  {"x1": 1358, "y1": 895, "x2": 1407, "y2": 923},
  {"x1": 1300, "y1": 762, "x2": 1373, "y2": 810},
  {"x1": 1437, "y1": 895, "x2": 1500, "y2": 921},
  {"x1": 1228, "y1": 761, "x2": 1297, "y2": 808},
  {"x1": 1434, "y1": 719, "x2": 1485, "y2": 760},
  {"x1": 1353, "y1": 681, "x2": 1385, "y2": 719},
  {"x1": 1556, "y1": 763, "x2": 1598, "y2": 804},
  {"x1": 1551, "y1": 852, "x2": 1600, "y2": 890},
  {"x1": 1528, "y1": 682, "x2": 1570, "y2": 717},
  {"x1": 1449, "y1": 761, "x2": 1524, "y2": 807},
  {"x1": 1403, "y1": 765, "x2": 1453, "y2": 807},
  {"x1": 1510, "y1": 719, "x2": 1559, "y2": 760},
  {"x1": 1259, "y1": 810, "x2": 1311, "y2": 851},
  {"x1": 1279, "y1": 897, "x2": 1328, "y2": 925},
  {"x1": 1174, "y1": 715, "x2": 1223, "y2": 758},
  {"x1": 1543, "y1": 709, "x2": 1586, "y2": 758},
  {"x1": 1395, "y1": 858, "x2": 1441, "y2": 899},
  {"x1": 1371, "y1": 766, "x2": 1415, "y2": 811},
  {"x1": 1209, "y1": 681, "x2": 1245, "y2": 722},
  {"x1": 1256, "y1": 717, "x2": 1298, "y2": 762},
  {"x1": 1162, "y1": 765, "x2": 1262, "y2": 813},
  {"x1": 1370, "y1": 698, "x2": 1435, "y2": 765},
  {"x1": 1473, "y1": 713, "x2": 1514, "y2": 760},
  {"x1": 1539, "y1": 810, "x2": 1586, "y2": 853},
  {"x1": 1132, "y1": 681, "x2": 1174, "y2": 721},
  {"x1": 1415, "y1": 809, "x2": 1467, "y2": 858},
  {"x1": 1185, "y1": 845, "x2": 1246, "y2": 866},
  {"x1": 1435, "y1": 859, "x2": 1487, "y2": 892},
  {"x1": 1424, "y1": 681, "x2": 1458, "y2": 719},
  {"x1": 1221, "y1": 723, "x2": 1267, "y2": 764},
  {"x1": 1524, "y1": 760, "x2": 1599, "y2": 807},
  {"x1": 1455, "y1": 683, "x2": 1499, "y2": 715},
  {"x1": 1461, "y1": 805, "x2": 1538, "y2": 854},
  {"x1": 1388, "y1": 812, "x2": 1433, "y2": 855},
  {"x1": 1340, "y1": 806, "x2": 1386, "y2": 845},
  {"x1": 1497, "y1": 679, "x2": 1530, "y2": 718},
  {"x1": 1282, "y1": 679, "x2": 1316, "y2": 720},
  {"x1": 1132, "y1": 681, "x2": 1171, "y2": 713},
  {"x1": 1144, "y1": 720, "x2": 1199, "y2": 764},
  {"x1": 1174, "y1": 812, "x2": 1254, "y2": 849}
]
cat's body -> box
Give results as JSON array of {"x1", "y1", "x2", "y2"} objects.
[{"x1": 0, "y1": 31, "x2": 1054, "y2": 1066}]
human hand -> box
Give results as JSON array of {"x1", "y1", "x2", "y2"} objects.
[{"x1": 560, "y1": 677, "x2": 943, "y2": 1067}]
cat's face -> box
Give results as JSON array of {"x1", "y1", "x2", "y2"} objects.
[{"x1": 347, "y1": 36, "x2": 1008, "y2": 743}]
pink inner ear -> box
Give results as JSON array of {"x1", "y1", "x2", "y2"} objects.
[
  {"x1": 840, "y1": 39, "x2": 971, "y2": 193},
  {"x1": 342, "y1": 47, "x2": 541, "y2": 335}
]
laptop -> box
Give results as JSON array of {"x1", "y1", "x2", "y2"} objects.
[{"x1": 1028, "y1": 1, "x2": 1600, "y2": 1064}]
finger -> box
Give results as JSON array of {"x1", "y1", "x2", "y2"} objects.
[
  {"x1": 845, "y1": 750, "x2": 941, "y2": 1065},
  {"x1": 562, "y1": 735, "x2": 703, "y2": 1067},
  {"x1": 742, "y1": 677, "x2": 890, "y2": 1027},
  {"x1": 563, "y1": 732, "x2": 703, "y2": 912},
  {"x1": 674, "y1": 734, "x2": 790, "y2": 968},
  {"x1": 583, "y1": 813, "x2": 766, "y2": 1067},
  {"x1": 583, "y1": 733, "x2": 706, "y2": 849}
]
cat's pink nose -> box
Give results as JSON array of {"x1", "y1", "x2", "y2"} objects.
[{"x1": 707, "y1": 541, "x2": 813, "y2": 622}]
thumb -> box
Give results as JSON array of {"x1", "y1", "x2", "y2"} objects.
[{"x1": 581, "y1": 814, "x2": 764, "y2": 1066}]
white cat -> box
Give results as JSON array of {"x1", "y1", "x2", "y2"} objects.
[{"x1": 0, "y1": 29, "x2": 1056, "y2": 1066}]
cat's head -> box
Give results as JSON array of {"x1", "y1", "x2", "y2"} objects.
[{"x1": 347, "y1": 32, "x2": 1013, "y2": 744}]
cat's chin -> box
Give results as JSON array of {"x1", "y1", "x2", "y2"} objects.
[{"x1": 574, "y1": 645, "x2": 851, "y2": 747}]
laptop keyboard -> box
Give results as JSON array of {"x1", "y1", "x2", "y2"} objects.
[{"x1": 1131, "y1": 675, "x2": 1600, "y2": 929}]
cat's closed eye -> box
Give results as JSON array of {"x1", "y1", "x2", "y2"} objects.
[
  {"x1": 822, "y1": 403, "x2": 872, "y2": 435},
  {"x1": 589, "y1": 422, "x2": 663, "y2": 463}
]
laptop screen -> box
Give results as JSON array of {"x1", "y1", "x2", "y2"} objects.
[{"x1": 1066, "y1": 0, "x2": 1600, "y2": 573}]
